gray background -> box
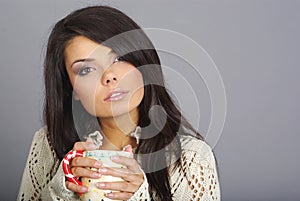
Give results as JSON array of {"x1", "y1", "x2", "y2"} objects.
[{"x1": 1, "y1": 0, "x2": 299, "y2": 200}]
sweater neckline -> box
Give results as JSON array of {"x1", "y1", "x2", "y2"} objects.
[{"x1": 86, "y1": 125, "x2": 141, "y2": 150}]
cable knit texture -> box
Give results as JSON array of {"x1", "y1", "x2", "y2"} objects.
[{"x1": 18, "y1": 127, "x2": 220, "y2": 200}]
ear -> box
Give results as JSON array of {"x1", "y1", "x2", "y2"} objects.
[{"x1": 73, "y1": 91, "x2": 80, "y2": 100}]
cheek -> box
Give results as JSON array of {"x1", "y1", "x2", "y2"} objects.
[
  {"x1": 120, "y1": 67, "x2": 144, "y2": 91},
  {"x1": 125, "y1": 69, "x2": 144, "y2": 107},
  {"x1": 73, "y1": 77, "x2": 99, "y2": 114},
  {"x1": 130, "y1": 85, "x2": 144, "y2": 107}
]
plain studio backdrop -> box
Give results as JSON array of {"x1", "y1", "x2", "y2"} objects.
[{"x1": 0, "y1": 0, "x2": 299, "y2": 200}]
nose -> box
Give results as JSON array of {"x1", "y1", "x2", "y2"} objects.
[{"x1": 102, "y1": 71, "x2": 119, "y2": 86}]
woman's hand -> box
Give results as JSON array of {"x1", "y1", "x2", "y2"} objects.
[
  {"x1": 65, "y1": 139, "x2": 102, "y2": 193},
  {"x1": 96, "y1": 155, "x2": 144, "y2": 200}
]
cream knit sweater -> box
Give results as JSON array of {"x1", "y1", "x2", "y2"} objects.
[{"x1": 18, "y1": 127, "x2": 220, "y2": 200}]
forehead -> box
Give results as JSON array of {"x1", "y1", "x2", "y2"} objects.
[{"x1": 64, "y1": 36, "x2": 112, "y2": 67}]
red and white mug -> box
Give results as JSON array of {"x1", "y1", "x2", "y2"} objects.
[{"x1": 62, "y1": 149, "x2": 133, "y2": 201}]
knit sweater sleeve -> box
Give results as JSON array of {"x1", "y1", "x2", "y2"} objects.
[
  {"x1": 170, "y1": 136, "x2": 221, "y2": 200},
  {"x1": 17, "y1": 127, "x2": 79, "y2": 201}
]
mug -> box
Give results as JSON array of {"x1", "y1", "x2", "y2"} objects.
[{"x1": 63, "y1": 149, "x2": 133, "y2": 201}]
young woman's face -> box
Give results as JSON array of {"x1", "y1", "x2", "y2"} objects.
[{"x1": 64, "y1": 36, "x2": 144, "y2": 118}]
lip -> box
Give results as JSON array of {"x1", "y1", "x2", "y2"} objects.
[{"x1": 104, "y1": 88, "x2": 129, "y2": 102}]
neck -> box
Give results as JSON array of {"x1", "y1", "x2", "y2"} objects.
[{"x1": 98, "y1": 108, "x2": 139, "y2": 150}]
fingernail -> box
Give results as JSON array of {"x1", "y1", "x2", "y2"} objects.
[
  {"x1": 81, "y1": 186, "x2": 88, "y2": 192},
  {"x1": 86, "y1": 138, "x2": 93, "y2": 143},
  {"x1": 95, "y1": 161, "x2": 102, "y2": 168},
  {"x1": 106, "y1": 193, "x2": 114, "y2": 198},
  {"x1": 99, "y1": 168, "x2": 107, "y2": 173},
  {"x1": 88, "y1": 143, "x2": 97, "y2": 149},
  {"x1": 98, "y1": 182, "x2": 105, "y2": 187},
  {"x1": 93, "y1": 172, "x2": 101, "y2": 178},
  {"x1": 111, "y1": 155, "x2": 119, "y2": 161}
]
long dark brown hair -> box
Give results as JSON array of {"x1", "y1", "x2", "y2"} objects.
[{"x1": 44, "y1": 5, "x2": 204, "y2": 200}]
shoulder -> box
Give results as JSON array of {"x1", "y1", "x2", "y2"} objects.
[
  {"x1": 180, "y1": 134, "x2": 211, "y2": 152},
  {"x1": 30, "y1": 126, "x2": 57, "y2": 161},
  {"x1": 32, "y1": 126, "x2": 48, "y2": 144},
  {"x1": 29, "y1": 126, "x2": 59, "y2": 170},
  {"x1": 179, "y1": 135, "x2": 216, "y2": 166}
]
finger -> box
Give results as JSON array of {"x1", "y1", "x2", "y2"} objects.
[
  {"x1": 105, "y1": 191, "x2": 133, "y2": 200},
  {"x1": 99, "y1": 167, "x2": 144, "y2": 182},
  {"x1": 65, "y1": 181, "x2": 88, "y2": 193},
  {"x1": 71, "y1": 167, "x2": 102, "y2": 179},
  {"x1": 73, "y1": 141, "x2": 97, "y2": 151},
  {"x1": 99, "y1": 166, "x2": 131, "y2": 175},
  {"x1": 110, "y1": 155, "x2": 142, "y2": 173},
  {"x1": 71, "y1": 156, "x2": 102, "y2": 168},
  {"x1": 97, "y1": 181, "x2": 136, "y2": 192}
]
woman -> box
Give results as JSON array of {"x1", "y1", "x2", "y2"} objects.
[{"x1": 18, "y1": 5, "x2": 220, "y2": 201}]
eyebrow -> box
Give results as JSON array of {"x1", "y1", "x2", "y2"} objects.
[
  {"x1": 71, "y1": 58, "x2": 96, "y2": 68},
  {"x1": 70, "y1": 50, "x2": 115, "y2": 68}
]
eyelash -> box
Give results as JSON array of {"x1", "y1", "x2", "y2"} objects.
[{"x1": 77, "y1": 56, "x2": 121, "y2": 76}]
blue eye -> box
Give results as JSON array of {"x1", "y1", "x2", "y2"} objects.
[{"x1": 78, "y1": 66, "x2": 96, "y2": 76}]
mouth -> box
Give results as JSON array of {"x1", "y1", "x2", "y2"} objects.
[{"x1": 104, "y1": 88, "x2": 129, "y2": 102}]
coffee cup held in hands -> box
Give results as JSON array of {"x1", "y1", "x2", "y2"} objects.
[{"x1": 63, "y1": 148, "x2": 133, "y2": 201}]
